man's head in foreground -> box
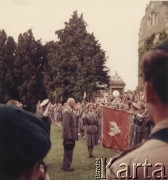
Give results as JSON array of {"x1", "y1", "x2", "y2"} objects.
[
  {"x1": 142, "y1": 42, "x2": 168, "y2": 123},
  {"x1": 0, "y1": 105, "x2": 51, "y2": 180}
]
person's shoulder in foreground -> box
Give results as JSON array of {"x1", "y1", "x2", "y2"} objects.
[
  {"x1": 107, "y1": 132, "x2": 168, "y2": 179},
  {"x1": 107, "y1": 41, "x2": 168, "y2": 180},
  {"x1": 0, "y1": 104, "x2": 51, "y2": 180}
]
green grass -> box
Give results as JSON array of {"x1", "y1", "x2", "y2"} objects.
[{"x1": 45, "y1": 124, "x2": 117, "y2": 180}]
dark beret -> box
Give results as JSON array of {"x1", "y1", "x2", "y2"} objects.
[{"x1": 0, "y1": 105, "x2": 51, "y2": 178}]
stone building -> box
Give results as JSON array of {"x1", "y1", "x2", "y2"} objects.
[
  {"x1": 138, "y1": 1, "x2": 168, "y2": 88},
  {"x1": 109, "y1": 71, "x2": 126, "y2": 97}
]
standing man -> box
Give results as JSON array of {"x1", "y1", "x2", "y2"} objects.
[
  {"x1": 62, "y1": 98, "x2": 77, "y2": 171},
  {"x1": 107, "y1": 42, "x2": 168, "y2": 179}
]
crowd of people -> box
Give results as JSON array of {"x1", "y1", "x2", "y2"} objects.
[
  {"x1": 1, "y1": 41, "x2": 168, "y2": 179},
  {"x1": 35, "y1": 87, "x2": 154, "y2": 148},
  {"x1": 104, "y1": 90, "x2": 155, "y2": 146},
  {"x1": 2, "y1": 80, "x2": 155, "y2": 178}
]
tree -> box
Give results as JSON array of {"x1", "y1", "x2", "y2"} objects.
[
  {"x1": 0, "y1": 30, "x2": 7, "y2": 102},
  {"x1": 4, "y1": 36, "x2": 17, "y2": 100},
  {"x1": 0, "y1": 30, "x2": 16, "y2": 102},
  {"x1": 13, "y1": 29, "x2": 47, "y2": 111},
  {"x1": 46, "y1": 11, "x2": 109, "y2": 102}
]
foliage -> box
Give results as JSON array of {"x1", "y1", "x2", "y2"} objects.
[
  {"x1": 0, "y1": 11, "x2": 110, "y2": 109},
  {"x1": 13, "y1": 29, "x2": 47, "y2": 111},
  {"x1": 0, "y1": 29, "x2": 47, "y2": 111},
  {"x1": 159, "y1": 31, "x2": 167, "y2": 41},
  {"x1": 154, "y1": 31, "x2": 168, "y2": 48},
  {"x1": 46, "y1": 11, "x2": 110, "y2": 103},
  {"x1": 144, "y1": 33, "x2": 155, "y2": 51},
  {"x1": 138, "y1": 31, "x2": 168, "y2": 90},
  {"x1": 139, "y1": 31, "x2": 168, "y2": 61},
  {"x1": 0, "y1": 30, "x2": 16, "y2": 102}
]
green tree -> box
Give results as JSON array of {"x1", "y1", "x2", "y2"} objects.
[
  {"x1": 43, "y1": 41, "x2": 61, "y2": 103},
  {"x1": 0, "y1": 30, "x2": 8, "y2": 102},
  {"x1": 46, "y1": 11, "x2": 109, "y2": 102},
  {"x1": 13, "y1": 29, "x2": 47, "y2": 111},
  {"x1": 0, "y1": 30, "x2": 16, "y2": 102},
  {"x1": 4, "y1": 36, "x2": 17, "y2": 100}
]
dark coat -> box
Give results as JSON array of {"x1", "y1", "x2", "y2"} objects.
[{"x1": 62, "y1": 107, "x2": 77, "y2": 141}]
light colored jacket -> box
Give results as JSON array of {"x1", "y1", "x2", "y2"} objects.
[{"x1": 107, "y1": 120, "x2": 168, "y2": 179}]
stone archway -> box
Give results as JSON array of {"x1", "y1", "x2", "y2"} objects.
[
  {"x1": 109, "y1": 72, "x2": 126, "y2": 97},
  {"x1": 112, "y1": 88, "x2": 123, "y2": 96}
]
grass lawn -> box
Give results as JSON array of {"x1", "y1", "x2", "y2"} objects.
[{"x1": 45, "y1": 124, "x2": 118, "y2": 180}]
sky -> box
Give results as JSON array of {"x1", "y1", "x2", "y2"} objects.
[{"x1": 0, "y1": 0, "x2": 150, "y2": 91}]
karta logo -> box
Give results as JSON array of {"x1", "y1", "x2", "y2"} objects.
[{"x1": 108, "y1": 121, "x2": 121, "y2": 136}]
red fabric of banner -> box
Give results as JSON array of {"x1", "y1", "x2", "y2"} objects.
[{"x1": 102, "y1": 107, "x2": 131, "y2": 151}]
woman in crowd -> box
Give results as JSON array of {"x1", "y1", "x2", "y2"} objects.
[{"x1": 84, "y1": 103, "x2": 99, "y2": 158}]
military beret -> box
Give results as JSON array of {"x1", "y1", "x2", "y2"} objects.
[{"x1": 0, "y1": 105, "x2": 51, "y2": 178}]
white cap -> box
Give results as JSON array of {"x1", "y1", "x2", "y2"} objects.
[{"x1": 40, "y1": 99, "x2": 49, "y2": 107}]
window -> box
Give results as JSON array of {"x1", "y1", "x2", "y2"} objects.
[{"x1": 148, "y1": 12, "x2": 157, "y2": 27}]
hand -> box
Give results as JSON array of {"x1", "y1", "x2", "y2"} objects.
[
  {"x1": 17, "y1": 102, "x2": 23, "y2": 108},
  {"x1": 45, "y1": 173, "x2": 50, "y2": 180},
  {"x1": 38, "y1": 162, "x2": 50, "y2": 180}
]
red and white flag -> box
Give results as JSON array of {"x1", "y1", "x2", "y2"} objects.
[{"x1": 102, "y1": 107, "x2": 131, "y2": 151}]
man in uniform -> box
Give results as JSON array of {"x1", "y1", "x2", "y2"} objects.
[
  {"x1": 62, "y1": 98, "x2": 77, "y2": 171},
  {"x1": 107, "y1": 42, "x2": 168, "y2": 179}
]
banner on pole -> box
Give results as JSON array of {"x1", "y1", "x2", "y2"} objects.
[{"x1": 102, "y1": 107, "x2": 131, "y2": 151}]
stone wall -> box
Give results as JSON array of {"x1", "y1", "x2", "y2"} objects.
[
  {"x1": 138, "y1": 1, "x2": 168, "y2": 88},
  {"x1": 139, "y1": 1, "x2": 168, "y2": 48}
]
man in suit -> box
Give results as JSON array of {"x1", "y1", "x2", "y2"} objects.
[
  {"x1": 107, "y1": 42, "x2": 168, "y2": 179},
  {"x1": 62, "y1": 98, "x2": 77, "y2": 171}
]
